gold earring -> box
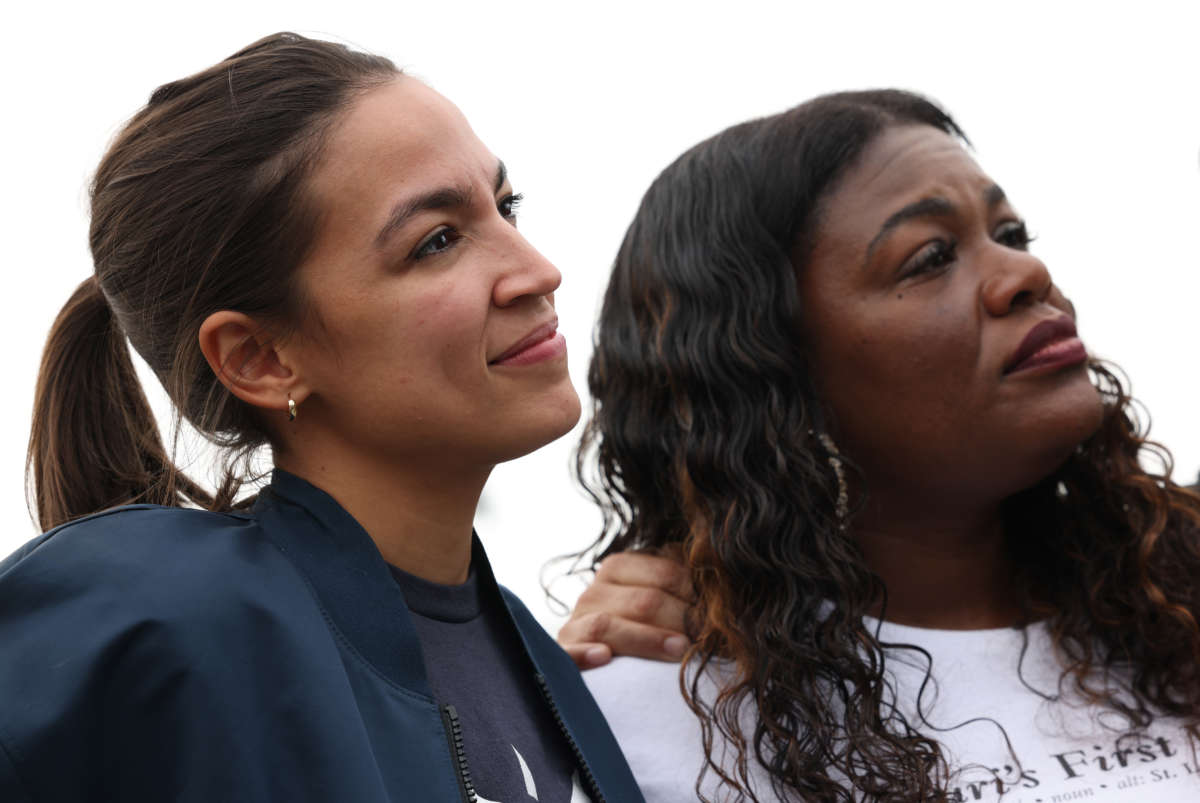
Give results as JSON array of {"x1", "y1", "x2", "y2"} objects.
[
  {"x1": 288, "y1": 397, "x2": 297, "y2": 422},
  {"x1": 815, "y1": 432, "x2": 849, "y2": 528}
]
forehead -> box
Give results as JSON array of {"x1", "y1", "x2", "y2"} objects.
[
  {"x1": 307, "y1": 77, "x2": 497, "y2": 211},
  {"x1": 820, "y1": 125, "x2": 991, "y2": 232}
]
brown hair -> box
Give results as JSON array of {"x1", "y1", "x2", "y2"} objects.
[{"x1": 27, "y1": 33, "x2": 398, "y2": 531}]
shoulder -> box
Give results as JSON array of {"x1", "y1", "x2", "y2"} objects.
[
  {"x1": 584, "y1": 656, "x2": 695, "y2": 726},
  {"x1": 0, "y1": 505, "x2": 305, "y2": 634},
  {"x1": 3, "y1": 504, "x2": 256, "y2": 566},
  {"x1": 0, "y1": 504, "x2": 325, "y2": 714},
  {"x1": 584, "y1": 658, "x2": 706, "y2": 794},
  {"x1": 585, "y1": 657, "x2": 779, "y2": 801},
  {"x1": 0, "y1": 507, "x2": 339, "y2": 800}
]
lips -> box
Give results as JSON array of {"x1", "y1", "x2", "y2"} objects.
[
  {"x1": 489, "y1": 319, "x2": 562, "y2": 366},
  {"x1": 1004, "y1": 316, "x2": 1085, "y2": 375}
]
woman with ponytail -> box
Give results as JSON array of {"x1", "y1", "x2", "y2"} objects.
[
  {"x1": 559, "y1": 90, "x2": 1200, "y2": 801},
  {"x1": 0, "y1": 32, "x2": 640, "y2": 802}
]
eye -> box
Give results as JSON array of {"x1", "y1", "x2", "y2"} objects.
[
  {"x1": 901, "y1": 238, "x2": 957, "y2": 280},
  {"x1": 411, "y1": 227, "x2": 460, "y2": 260},
  {"x1": 994, "y1": 219, "x2": 1035, "y2": 250},
  {"x1": 498, "y1": 192, "x2": 524, "y2": 222}
]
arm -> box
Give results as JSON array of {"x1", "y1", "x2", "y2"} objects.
[{"x1": 557, "y1": 551, "x2": 693, "y2": 669}]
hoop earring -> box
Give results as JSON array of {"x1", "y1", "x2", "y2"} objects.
[
  {"x1": 814, "y1": 431, "x2": 849, "y2": 529},
  {"x1": 287, "y1": 397, "x2": 297, "y2": 422}
]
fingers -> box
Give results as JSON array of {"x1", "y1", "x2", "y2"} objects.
[
  {"x1": 573, "y1": 574, "x2": 691, "y2": 634},
  {"x1": 556, "y1": 549, "x2": 695, "y2": 668},
  {"x1": 557, "y1": 611, "x2": 690, "y2": 668},
  {"x1": 561, "y1": 642, "x2": 612, "y2": 670},
  {"x1": 593, "y1": 550, "x2": 695, "y2": 603}
]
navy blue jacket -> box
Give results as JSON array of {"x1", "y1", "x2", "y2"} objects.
[{"x1": 0, "y1": 471, "x2": 642, "y2": 802}]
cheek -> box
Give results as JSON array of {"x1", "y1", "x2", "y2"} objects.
[
  {"x1": 819, "y1": 302, "x2": 975, "y2": 407},
  {"x1": 325, "y1": 283, "x2": 485, "y2": 383},
  {"x1": 409, "y1": 290, "x2": 490, "y2": 385},
  {"x1": 812, "y1": 301, "x2": 981, "y2": 473}
]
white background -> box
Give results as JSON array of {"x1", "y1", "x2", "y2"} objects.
[{"x1": 2, "y1": 1, "x2": 1197, "y2": 631}]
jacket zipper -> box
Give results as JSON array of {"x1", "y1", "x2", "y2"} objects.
[
  {"x1": 440, "y1": 704, "x2": 477, "y2": 803},
  {"x1": 534, "y1": 673, "x2": 606, "y2": 803}
]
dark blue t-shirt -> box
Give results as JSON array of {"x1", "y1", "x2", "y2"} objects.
[{"x1": 391, "y1": 562, "x2": 586, "y2": 802}]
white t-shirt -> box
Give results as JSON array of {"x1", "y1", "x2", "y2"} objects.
[{"x1": 585, "y1": 621, "x2": 1200, "y2": 801}]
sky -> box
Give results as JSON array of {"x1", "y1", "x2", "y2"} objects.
[{"x1": 2, "y1": 1, "x2": 1197, "y2": 630}]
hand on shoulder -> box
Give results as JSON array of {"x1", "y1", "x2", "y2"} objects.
[{"x1": 557, "y1": 550, "x2": 694, "y2": 669}]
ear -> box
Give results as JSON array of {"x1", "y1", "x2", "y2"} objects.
[{"x1": 198, "y1": 311, "x2": 308, "y2": 414}]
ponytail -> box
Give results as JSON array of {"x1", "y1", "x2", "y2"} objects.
[
  {"x1": 26, "y1": 34, "x2": 399, "y2": 531},
  {"x1": 27, "y1": 277, "x2": 209, "y2": 531}
]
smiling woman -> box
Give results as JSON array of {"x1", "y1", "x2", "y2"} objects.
[
  {"x1": 0, "y1": 33, "x2": 639, "y2": 802},
  {"x1": 559, "y1": 90, "x2": 1200, "y2": 802}
]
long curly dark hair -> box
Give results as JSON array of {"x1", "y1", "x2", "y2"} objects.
[{"x1": 576, "y1": 89, "x2": 1200, "y2": 801}]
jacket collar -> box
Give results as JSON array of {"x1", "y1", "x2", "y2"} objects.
[{"x1": 253, "y1": 468, "x2": 506, "y2": 697}]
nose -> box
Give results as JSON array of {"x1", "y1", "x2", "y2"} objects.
[
  {"x1": 491, "y1": 225, "x2": 562, "y2": 308},
  {"x1": 980, "y1": 247, "x2": 1053, "y2": 317}
]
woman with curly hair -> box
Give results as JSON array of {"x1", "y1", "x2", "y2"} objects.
[
  {"x1": 0, "y1": 33, "x2": 640, "y2": 802},
  {"x1": 559, "y1": 89, "x2": 1200, "y2": 801}
]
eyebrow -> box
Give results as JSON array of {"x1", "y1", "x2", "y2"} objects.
[
  {"x1": 374, "y1": 160, "x2": 508, "y2": 248},
  {"x1": 864, "y1": 182, "x2": 1007, "y2": 265}
]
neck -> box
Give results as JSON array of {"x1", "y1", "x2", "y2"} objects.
[
  {"x1": 275, "y1": 443, "x2": 489, "y2": 586},
  {"x1": 852, "y1": 493, "x2": 1021, "y2": 630}
]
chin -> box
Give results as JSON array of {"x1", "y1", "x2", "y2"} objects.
[
  {"x1": 1061, "y1": 371, "x2": 1106, "y2": 444},
  {"x1": 1013, "y1": 380, "x2": 1106, "y2": 492},
  {"x1": 541, "y1": 388, "x2": 584, "y2": 445},
  {"x1": 496, "y1": 385, "x2": 582, "y2": 464}
]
